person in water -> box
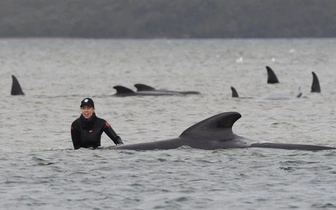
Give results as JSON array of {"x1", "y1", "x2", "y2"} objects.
[{"x1": 71, "y1": 98, "x2": 123, "y2": 149}]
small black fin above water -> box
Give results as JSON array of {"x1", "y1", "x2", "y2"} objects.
[
  {"x1": 11, "y1": 75, "x2": 25, "y2": 95},
  {"x1": 230, "y1": 87, "x2": 253, "y2": 99},
  {"x1": 231, "y1": 86, "x2": 239, "y2": 98},
  {"x1": 134, "y1": 83, "x2": 156, "y2": 91},
  {"x1": 113, "y1": 85, "x2": 135, "y2": 94},
  {"x1": 266, "y1": 66, "x2": 279, "y2": 84},
  {"x1": 311, "y1": 72, "x2": 321, "y2": 93}
]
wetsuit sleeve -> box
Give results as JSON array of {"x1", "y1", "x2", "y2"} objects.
[
  {"x1": 103, "y1": 121, "x2": 124, "y2": 145},
  {"x1": 71, "y1": 121, "x2": 81, "y2": 149}
]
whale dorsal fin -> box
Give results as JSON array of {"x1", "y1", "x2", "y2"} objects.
[
  {"x1": 295, "y1": 87, "x2": 302, "y2": 98},
  {"x1": 113, "y1": 85, "x2": 135, "y2": 94},
  {"x1": 134, "y1": 83, "x2": 156, "y2": 91},
  {"x1": 266, "y1": 66, "x2": 279, "y2": 84},
  {"x1": 180, "y1": 112, "x2": 241, "y2": 139},
  {"x1": 11, "y1": 75, "x2": 25, "y2": 95},
  {"x1": 311, "y1": 72, "x2": 321, "y2": 93},
  {"x1": 231, "y1": 86, "x2": 239, "y2": 97}
]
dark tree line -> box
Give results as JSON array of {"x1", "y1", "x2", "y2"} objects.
[{"x1": 1, "y1": 0, "x2": 336, "y2": 38}]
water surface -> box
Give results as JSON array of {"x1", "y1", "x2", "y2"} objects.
[{"x1": 1, "y1": 38, "x2": 336, "y2": 210}]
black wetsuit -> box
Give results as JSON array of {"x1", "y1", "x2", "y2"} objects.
[{"x1": 71, "y1": 113, "x2": 123, "y2": 149}]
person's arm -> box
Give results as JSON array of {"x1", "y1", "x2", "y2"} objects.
[
  {"x1": 71, "y1": 121, "x2": 81, "y2": 149},
  {"x1": 104, "y1": 121, "x2": 124, "y2": 145}
]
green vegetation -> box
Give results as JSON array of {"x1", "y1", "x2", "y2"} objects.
[{"x1": 1, "y1": 0, "x2": 336, "y2": 38}]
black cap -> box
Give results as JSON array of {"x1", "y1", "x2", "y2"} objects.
[{"x1": 80, "y1": 98, "x2": 94, "y2": 108}]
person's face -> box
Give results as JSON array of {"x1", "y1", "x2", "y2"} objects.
[{"x1": 81, "y1": 105, "x2": 95, "y2": 119}]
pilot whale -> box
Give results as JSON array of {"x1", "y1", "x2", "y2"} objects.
[
  {"x1": 113, "y1": 85, "x2": 182, "y2": 97},
  {"x1": 113, "y1": 112, "x2": 335, "y2": 151},
  {"x1": 11, "y1": 75, "x2": 25, "y2": 95},
  {"x1": 134, "y1": 83, "x2": 200, "y2": 95},
  {"x1": 230, "y1": 86, "x2": 302, "y2": 100}
]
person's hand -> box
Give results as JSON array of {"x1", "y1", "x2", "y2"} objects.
[{"x1": 116, "y1": 137, "x2": 124, "y2": 145}]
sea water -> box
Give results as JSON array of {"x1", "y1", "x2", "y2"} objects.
[{"x1": 0, "y1": 38, "x2": 336, "y2": 210}]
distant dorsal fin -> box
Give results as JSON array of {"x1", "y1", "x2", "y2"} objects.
[
  {"x1": 231, "y1": 86, "x2": 239, "y2": 97},
  {"x1": 311, "y1": 72, "x2": 321, "y2": 93},
  {"x1": 266, "y1": 66, "x2": 279, "y2": 84},
  {"x1": 134, "y1": 83, "x2": 156, "y2": 91},
  {"x1": 180, "y1": 112, "x2": 241, "y2": 138},
  {"x1": 113, "y1": 85, "x2": 135, "y2": 94},
  {"x1": 295, "y1": 86, "x2": 302, "y2": 98},
  {"x1": 11, "y1": 75, "x2": 25, "y2": 95}
]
